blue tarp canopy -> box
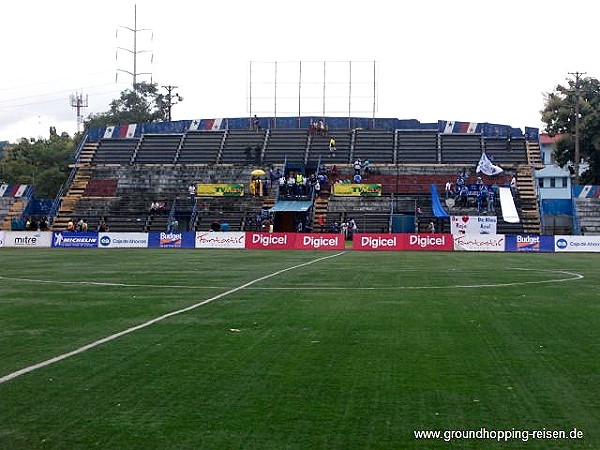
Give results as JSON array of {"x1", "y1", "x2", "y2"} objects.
[
  {"x1": 269, "y1": 200, "x2": 313, "y2": 212},
  {"x1": 430, "y1": 184, "x2": 450, "y2": 219}
]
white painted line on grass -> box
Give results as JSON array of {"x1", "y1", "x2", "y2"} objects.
[
  {"x1": 0, "y1": 251, "x2": 346, "y2": 385},
  {"x1": 0, "y1": 268, "x2": 583, "y2": 291}
]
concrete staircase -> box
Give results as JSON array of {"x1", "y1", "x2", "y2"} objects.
[
  {"x1": 1, "y1": 199, "x2": 26, "y2": 230},
  {"x1": 51, "y1": 166, "x2": 94, "y2": 230},
  {"x1": 312, "y1": 195, "x2": 330, "y2": 232},
  {"x1": 516, "y1": 165, "x2": 541, "y2": 234},
  {"x1": 526, "y1": 141, "x2": 544, "y2": 170},
  {"x1": 51, "y1": 143, "x2": 98, "y2": 230}
]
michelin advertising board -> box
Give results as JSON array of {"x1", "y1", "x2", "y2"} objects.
[{"x1": 52, "y1": 232, "x2": 98, "y2": 248}]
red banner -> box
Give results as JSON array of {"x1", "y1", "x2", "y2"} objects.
[
  {"x1": 245, "y1": 233, "x2": 345, "y2": 250},
  {"x1": 353, "y1": 233, "x2": 453, "y2": 251},
  {"x1": 353, "y1": 233, "x2": 403, "y2": 251},
  {"x1": 404, "y1": 233, "x2": 453, "y2": 251},
  {"x1": 245, "y1": 232, "x2": 294, "y2": 250},
  {"x1": 294, "y1": 233, "x2": 345, "y2": 250}
]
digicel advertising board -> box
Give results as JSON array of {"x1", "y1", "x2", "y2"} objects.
[
  {"x1": 295, "y1": 234, "x2": 344, "y2": 250},
  {"x1": 244, "y1": 233, "x2": 345, "y2": 250},
  {"x1": 245, "y1": 233, "x2": 295, "y2": 250},
  {"x1": 353, "y1": 234, "x2": 403, "y2": 251},
  {"x1": 353, "y1": 233, "x2": 453, "y2": 251},
  {"x1": 404, "y1": 233, "x2": 453, "y2": 251}
]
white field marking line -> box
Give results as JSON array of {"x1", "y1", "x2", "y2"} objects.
[
  {"x1": 0, "y1": 275, "x2": 225, "y2": 290},
  {"x1": 0, "y1": 251, "x2": 346, "y2": 385},
  {"x1": 246, "y1": 267, "x2": 583, "y2": 289},
  {"x1": 0, "y1": 268, "x2": 584, "y2": 291}
]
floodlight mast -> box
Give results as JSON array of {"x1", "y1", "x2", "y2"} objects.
[{"x1": 116, "y1": 4, "x2": 153, "y2": 91}]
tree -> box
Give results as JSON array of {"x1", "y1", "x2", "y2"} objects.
[
  {"x1": 84, "y1": 81, "x2": 167, "y2": 129},
  {"x1": 541, "y1": 76, "x2": 600, "y2": 184},
  {"x1": 0, "y1": 131, "x2": 75, "y2": 198}
]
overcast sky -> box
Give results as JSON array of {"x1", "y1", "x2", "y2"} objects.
[{"x1": 1, "y1": 0, "x2": 597, "y2": 142}]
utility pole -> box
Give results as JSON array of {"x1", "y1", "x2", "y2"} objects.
[
  {"x1": 568, "y1": 71, "x2": 586, "y2": 184},
  {"x1": 69, "y1": 92, "x2": 88, "y2": 133},
  {"x1": 116, "y1": 4, "x2": 153, "y2": 90},
  {"x1": 162, "y1": 85, "x2": 183, "y2": 122}
]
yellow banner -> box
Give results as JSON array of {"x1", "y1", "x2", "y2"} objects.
[
  {"x1": 333, "y1": 183, "x2": 382, "y2": 197},
  {"x1": 197, "y1": 184, "x2": 244, "y2": 197}
]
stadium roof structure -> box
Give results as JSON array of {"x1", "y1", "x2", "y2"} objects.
[{"x1": 87, "y1": 117, "x2": 540, "y2": 142}]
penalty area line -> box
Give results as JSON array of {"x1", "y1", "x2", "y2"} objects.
[{"x1": 0, "y1": 251, "x2": 346, "y2": 386}]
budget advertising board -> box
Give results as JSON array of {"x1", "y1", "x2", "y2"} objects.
[
  {"x1": 505, "y1": 235, "x2": 554, "y2": 252},
  {"x1": 195, "y1": 232, "x2": 245, "y2": 249},
  {"x1": 98, "y1": 233, "x2": 148, "y2": 248},
  {"x1": 453, "y1": 234, "x2": 506, "y2": 252},
  {"x1": 148, "y1": 232, "x2": 195, "y2": 248},
  {"x1": 52, "y1": 232, "x2": 98, "y2": 248},
  {"x1": 3, "y1": 231, "x2": 52, "y2": 248},
  {"x1": 451, "y1": 215, "x2": 497, "y2": 235},
  {"x1": 554, "y1": 235, "x2": 600, "y2": 252}
]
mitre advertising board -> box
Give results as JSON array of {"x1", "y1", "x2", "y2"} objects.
[{"x1": 4, "y1": 231, "x2": 52, "y2": 247}]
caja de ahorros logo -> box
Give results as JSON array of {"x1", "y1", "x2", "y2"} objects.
[
  {"x1": 556, "y1": 238, "x2": 568, "y2": 249},
  {"x1": 100, "y1": 235, "x2": 111, "y2": 246}
]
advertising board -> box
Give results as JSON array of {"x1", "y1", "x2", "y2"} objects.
[
  {"x1": 98, "y1": 233, "x2": 148, "y2": 248},
  {"x1": 4, "y1": 231, "x2": 52, "y2": 248},
  {"x1": 505, "y1": 235, "x2": 554, "y2": 252},
  {"x1": 453, "y1": 234, "x2": 506, "y2": 252},
  {"x1": 51, "y1": 232, "x2": 98, "y2": 248},
  {"x1": 148, "y1": 232, "x2": 195, "y2": 248},
  {"x1": 554, "y1": 235, "x2": 600, "y2": 252},
  {"x1": 195, "y1": 232, "x2": 246, "y2": 249}
]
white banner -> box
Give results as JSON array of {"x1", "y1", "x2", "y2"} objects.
[
  {"x1": 451, "y1": 216, "x2": 497, "y2": 236},
  {"x1": 555, "y1": 235, "x2": 600, "y2": 252},
  {"x1": 0, "y1": 231, "x2": 4, "y2": 247},
  {"x1": 195, "y1": 232, "x2": 245, "y2": 249},
  {"x1": 98, "y1": 233, "x2": 148, "y2": 248},
  {"x1": 4, "y1": 231, "x2": 52, "y2": 247},
  {"x1": 454, "y1": 234, "x2": 506, "y2": 252}
]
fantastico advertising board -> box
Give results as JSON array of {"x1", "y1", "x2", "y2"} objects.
[{"x1": 196, "y1": 232, "x2": 246, "y2": 249}]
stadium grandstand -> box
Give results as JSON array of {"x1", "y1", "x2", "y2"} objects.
[{"x1": 3, "y1": 116, "x2": 548, "y2": 235}]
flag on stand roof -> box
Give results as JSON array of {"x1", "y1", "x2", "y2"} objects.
[{"x1": 476, "y1": 152, "x2": 503, "y2": 176}]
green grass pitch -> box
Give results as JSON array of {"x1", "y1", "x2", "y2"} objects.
[{"x1": 0, "y1": 248, "x2": 598, "y2": 449}]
